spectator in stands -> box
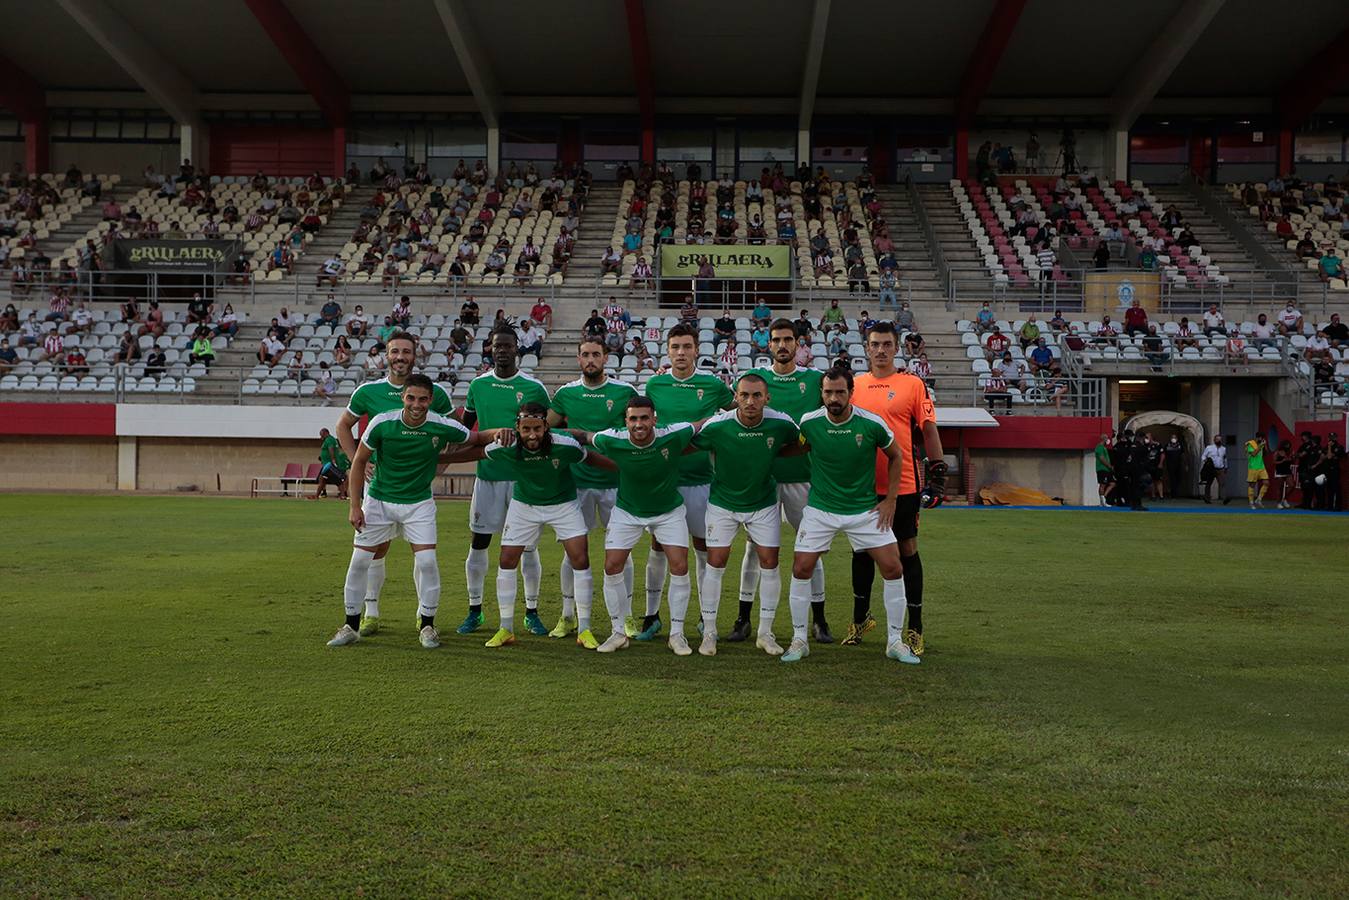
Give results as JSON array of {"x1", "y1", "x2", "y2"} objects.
[
  {"x1": 793, "y1": 309, "x2": 814, "y2": 340},
  {"x1": 311, "y1": 362, "x2": 338, "y2": 404},
  {"x1": 1123, "y1": 299, "x2": 1149, "y2": 337},
  {"x1": 0, "y1": 337, "x2": 18, "y2": 376},
  {"x1": 183, "y1": 292, "x2": 211, "y2": 326},
  {"x1": 1017, "y1": 315, "x2": 1041, "y2": 350},
  {"x1": 137, "y1": 301, "x2": 165, "y2": 340},
  {"x1": 717, "y1": 336, "x2": 740, "y2": 377},
  {"x1": 601, "y1": 246, "x2": 622, "y2": 275},
  {"x1": 460, "y1": 297, "x2": 480, "y2": 326},
  {"x1": 894, "y1": 300, "x2": 916, "y2": 333},
  {"x1": 1202, "y1": 303, "x2": 1226, "y2": 336},
  {"x1": 1093, "y1": 241, "x2": 1111, "y2": 271},
  {"x1": 258, "y1": 329, "x2": 287, "y2": 368},
  {"x1": 287, "y1": 349, "x2": 310, "y2": 382},
  {"x1": 975, "y1": 300, "x2": 995, "y2": 335},
  {"x1": 847, "y1": 258, "x2": 870, "y2": 294},
  {"x1": 1093, "y1": 316, "x2": 1118, "y2": 345},
  {"x1": 443, "y1": 321, "x2": 469, "y2": 357},
  {"x1": 629, "y1": 336, "x2": 656, "y2": 373},
  {"x1": 750, "y1": 320, "x2": 770, "y2": 354},
  {"x1": 364, "y1": 345, "x2": 385, "y2": 376},
  {"x1": 679, "y1": 295, "x2": 699, "y2": 326},
  {"x1": 1295, "y1": 232, "x2": 1318, "y2": 259},
  {"x1": 984, "y1": 324, "x2": 1011, "y2": 361},
  {"x1": 1318, "y1": 249, "x2": 1343, "y2": 284},
  {"x1": 189, "y1": 327, "x2": 215, "y2": 368},
  {"x1": 517, "y1": 320, "x2": 543, "y2": 360},
  {"x1": 1300, "y1": 326, "x2": 1332, "y2": 364},
  {"x1": 343, "y1": 305, "x2": 369, "y2": 339},
  {"x1": 827, "y1": 329, "x2": 846, "y2": 359},
  {"x1": 0, "y1": 303, "x2": 16, "y2": 332},
  {"x1": 272, "y1": 308, "x2": 296, "y2": 342},
  {"x1": 313, "y1": 294, "x2": 341, "y2": 328},
  {"x1": 1322, "y1": 312, "x2": 1348, "y2": 348},
  {"x1": 44, "y1": 289, "x2": 70, "y2": 323},
  {"x1": 1222, "y1": 329, "x2": 1247, "y2": 366},
  {"x1": 821, "y1": 299, "x2": 844, "y2": 329},
  {"x1": 995, "y1": 351, "x2": 1029, "y2": 392},
  {"x1": 631, "y1": 256, "x2": 653, "y2": 288},
  {"x1": 581, "y1": 309, "x2": 606, "y2": 339},
  {"x1": 37, "y1": 329, "x2": 64, "y2": 366},
  {"x1": 1174, "y1": 317, "x2": 1199, "y2": 351},
  {"x1": 112, "y1": 330, "x2": 140, "y2": 366},
  {"x1": 139, "y1": 344, "x2": 166, "y2": 379},
  {"x1": 1142, "y1": 326, "x2": 1170, "y2": 370},
  {"x1": 1028, "y1": 337, "x2": 1059, "y2": 376},
  {"x1": 390, "y1": 296, "x2": 412, "y2": 328},
  {"x1": 903, "y1": 330, "x2": 925, "y2": 358},
  {"x1": 529, "y1": 297, "x2": 553, "y2": 332},
  {"x1": 1275, "y1": 301, "x2": 1304, "y2": 336},
  {"x1": 983, "y1": 368, "x2": 1011, "y2": 412},
  {"x1": 1250, "y1": 314, "x2": 1277, "y2": 351}
]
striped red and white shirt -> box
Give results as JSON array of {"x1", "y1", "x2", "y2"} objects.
[
  {"x1": 48, "y1": 293, "x2": 70, "y2": 317},
  {"x1": 245, "y1": 213, "x2": 264, "y2": 230},
  {"x1": 43, "y1": 333, "x2": 63, "y2": 356}
]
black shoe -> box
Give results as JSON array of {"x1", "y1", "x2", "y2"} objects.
[
  {"x1": 812, "y1": 621, "x2": 834, "y2": 644},
  {"x1": 726, "y1": 618, "x2": 752, "y2": 642},
  {"x1": 1222, "y1": 497, "x2": 1232, "y2": 506},
  {"x1": 1202, "y1": 497, "x2": 1210, "y2": 504}
]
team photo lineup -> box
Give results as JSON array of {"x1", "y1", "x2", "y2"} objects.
[{"x1": 324, "y1": 318, "x2": 946, "y2": 663}]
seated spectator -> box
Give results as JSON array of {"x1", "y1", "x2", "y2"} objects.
[
  {"x1": 460, "y1": 297, "x2": 480, "y2": 326},
  {"x1": 1123, "y1": 299, "x2": 1149, "y2": 337},
  {"x1": 313, "y1": 362, "x2": 338, "y2": 403},
  {"x1": 317, "y1": 295, "x2": 343, "y2": 327},
  {"x1": 631, "y1": 256, "x2": 653, "y2": 287},
  {"x1": 141, "y1": 343, "x2": 165, "y2": 377},
  {"x1": 1224, "y1": 332, "x2": 1247, "y2": 365},
  {"x1": 390, "y1": 296, "x2": 412, "y2": 328},
  {"x1": 903, "y1": 331, "x2": 925, "y2": 358},
  {"x1": 995, "y1": 352, "x2": 1029, "y2": 391},
  {"x1": 44, "y1": 289, "x2": 71, "y2": 323},
  {"x1": 137, "y1": 301, "x2": 166, "y2": 339},
  {"x1": 189, "y1": 328, "x2": 215, "y2": 367},
  {"x1": 983, "y1": 370, "x2": 1012, "y2": 412},
  {"x1": 258, "y1": 330, "x2": 288, "y2": 368},
  {"x1": 713, "y1": 310, "x2": 735, "y2": 348},
  {"x1": 679, "y1": 296, "x2": 698, "y2": 325},
  {"x1": 60, "y1": 344, "x2": 87, "y2": 376},
  {"x1": 1305, "y1": 329, "x2": 1333, "y2": 363},
  {"x1": 517, "y1": 320, "x2": 543, "y2": 359},
  {"x1": 600, "y1": 246, "x2": 622, "y2": 274},
  {"x1": 1093, "y1": 316, "x2": 1118, "y2": 345},
  {"x1": 908, "y1": 352, "x2": 932, "y2": 386},
  {"x1": 102, "y1": 198, "x2": 122, "y2": 221},
  {"x1": 1142, "y1": 326, "x2": 1170, "y2": 369},
  {"x1": 1018, "y1": 315, "x2": 1041, "y2": 349},
  {"x1": 0, "y1": 303, "x2": 17, "y2": 332},
  {"x1": 1277, "y1": 301, "x2": 1304, "y2": 335},
  {"x1": 343, "y1": 305, "x2": 369, "y2": 338},
  {"x1": 274, "y1": 307, "x2": 298, "y2": 342},
  {"x1": 267, "y1": 242, "x2": 293, "y2": 275},
  {"x1": 37, "y1": 330, "x2": 65, "y2": 365},
  {"x1": 847, "y1": 259, "x2": 870, "y2": 294},
  {"x1": 0, "y1": 337, "x2": 18, "y2": 375},
  {"x1": 893, "y1": 299, "x2": 915, "y2": 333},
  {"x1": 793, "y1": 309, "x2": 815, "y2": 340},
  {"x1": 821, "y1": 299, "x2": 845, "y2": 329},
  {"x1": 228, "y1": 251, "x2": 252, "y2": 286},
  {"x1": 629, "y1": 336, "x2": 657, "y2": 373},
  {"x1": 447, "y1": 321, "x2": 471, "y2": 355},
  {"x1": 529, "y1": 297, "x2": 553, "y2": 331},
  {"x1": 750, "y1": 321, "x2": 770, "y2": 354},
  {"x1": 582, "y1": 309, "x2": 607, "y2": 338},
  {"x1": 1174, "y1": 317, "x2": 1199, "y2": 351},
  {"x1": 1249, "y1": 314, "x2": 1277, "y2": 350},
  {"x1": 287, "y1": 350, "x2": 310, "y2": 381},
  {"x1": 984, "y1": 324, "x2": 1011, "y2": 361},
  {"x1": 1202, "y1": 304, "x2": 1226, "y2": 336},
  {"x1": 1028, "y1": 337, "x2": 1059, "y2": 375},
  {"x1": 331, "y1": 335, "x2": 352, "y2": 367},
  {"x1": 1323, "y1": 312, "x2": 1348, "y2": 347},
  {"x1": 602, "y1": 298, "x2": 630, "y2": 332},
  {"x1": 1319, "y1": 249, "x2": 1343, "y2": 283},
  {"x1": 317, "y1": 255, "x2": 344, "y2": 288},
  {"x1": 364, "y1": 346, "x2": 385, "y2": 376},
  {"x1": 974, "y1": 300, "x2": 995, "y2": 335}
]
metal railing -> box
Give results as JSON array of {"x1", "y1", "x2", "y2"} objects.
[
  {"x1": 931, "y1": 371, "x2": 1105, "y2": 417},
  {"x1": 902, "y1": 168, "x2": 951, "y2": 308},
  {"x1": 1052, "y1": 331, "x2": 1300, "y2": 380}
]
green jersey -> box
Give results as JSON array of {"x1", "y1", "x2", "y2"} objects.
[
  {"x1": 464, "y1": 370, "x2": 550, "y2": 481},
  {"x1": 1094, "y1": 443, "x2": 1112, "y2": 473},
  {"x1": 360, "y1": 410, "x2": 471, "y2": 504},
  {"x1": 592, "y1": 423, "x2": 696, "y2": 518},
  {"x1": 749, "y1": 365, "x2": 824, "y2": 484},
  {"x1": 347, "y1": 377, "x2": 453, "y2": 419},
  {"x1": 798, "y1": 406, "x2": 895, "y2": 514},
  {"x1": 319, "y1": 434, "x2": 350, "y2": 471},
  {"x1": 644, "y1": 371, "x2": 733, "y2": 486},
  {"x1": 483, "y1": 432, "x2": 588, "y2": 506},
  {"x1": 549, "y1": 376, "x2": 637, "y2": 490},
  {"x1": 694, "y1": 409, "x2": 799, "y2": 512},
  {"x1": 1246, "y1": 440, "x2": 1265, "y2": 473}
]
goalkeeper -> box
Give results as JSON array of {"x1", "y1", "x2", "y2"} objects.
[{"x1": 847, "y1": 320, "x2": 946, "y2": 656}]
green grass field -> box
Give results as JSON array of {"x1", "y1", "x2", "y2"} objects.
[{"x1": 2, "y1": 494, "x2": 1347, "y2": 898}]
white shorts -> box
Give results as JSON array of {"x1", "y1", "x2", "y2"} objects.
[
  {"x1": 794, "y1": 505, "x2": 896, "y2": 554},
  {"x1": 777, "y1": 482, "x2": 810, "y2": 529},
  {"x1": 576, "y1": 487, "x2": 617, "y2": 530},
  {"x1": 605, "y1": 504, "x2": 690, "y2": 551},
  {"x1": 678, "y1": 483, "x2": 710, "y2": 538},
  {"x1": 501, "y1": 499, "x2": 589, "y2": 547},
  {"x1": 705, "y1": 502, "x2": 781, "y2": 548},
  {"x1": 469, "y1": 479, "x2": 514, "y2": 534},
  {"x1": 357, "y1": 497, "x2": 438, "y2": 547}
]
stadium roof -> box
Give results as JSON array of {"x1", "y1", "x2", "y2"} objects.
[{"x1": 6, "y1": 0, "x2": 1349, "y2": 126}]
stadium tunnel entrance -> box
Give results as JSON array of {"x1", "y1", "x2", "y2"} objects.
[{"x1": 1123, "y1": 410, "x2": 1205, "y2": 498}]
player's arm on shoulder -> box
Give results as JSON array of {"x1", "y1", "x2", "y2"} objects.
[
  {"x1": 583, "y1": 451, "x2": 618, "y2": 472},
  {"x1": 546, "y1": 408, "x2": 565, "y2": 428}
]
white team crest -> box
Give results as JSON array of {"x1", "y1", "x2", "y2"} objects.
[
  {"x1": 606, "y1": 399, "x2": 614, "y2": 411},
  {"x1": 660, "y1": 448, "x2": 670, "y2": 459},
  {"x1": 855, "y1": 433, "x2": 864, "y2": 446},
  {"x1": 799, "y1": 382, "x2": 806, "y2": 394},
  {"x1": 551, "y1": 459, "x2": 560, "y2": 469},
  {"x1": 515, "y1": 391, "x2": 524, "y2": 402},
  {"x1": 696, "y1": 389, "x2": 705, "y2": 400},
  {"x1": 432, "y1": 436, "x2": 441, "y2": 448},
  {"x1": 766, "y1": 437, "x2": 775, "y2": 449}
]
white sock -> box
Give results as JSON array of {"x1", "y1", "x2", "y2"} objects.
[
  {"x1": 739, "y1": 545, "x2": 761, "y2": 606},
  {"x1": 810, "y1": 558, "x2": 825, "y2": 604},
  {"x1": 364, "y1": 556, "x2": 386, "y2": 616},
  {"x1": 496, "y1": 566, "x2": 517, "y2": 632},
  {"x1": 521, "y1": 546, "x2": 541, "y2": 610},
  {"x1": 693, "y1": 549, "x2": 707, "y2": 604},
  {"x1": 574, "y1": 567, "x2": 593, "y2": 633},
  {"x1": 883, "y1": 575, "x2": 908, "y2": 645},
  {"x1": 560, "y1": 557, "x2": 576, "y2": 618},
  {"x1": 667, "y1": 572, "x2": 691, "y2": 637},
  {"x1": 345, "y1": 548, "x2": 375, "y2": 616},
  {"x1": 758, "y1": 565, "x2": 781, "y2": 636},
  {"x1": 413, "y1": 549, "x2": 440, "y2": 621},
  {"x1": 622, "y1": 556, "x2": 635, "y2": 617},
  {"x1": 700, "y1": 564, "x2": 725, "y2": 633},
  {"x1": 603, "y1": 571, "x2": 626, "y2": 634},
  {"x1": 789, "y1": 576, "x2": 812, "y2": 644},
  {"x1": 644, "y1": 550, "x2": 667, "y2": 616},
  {"x1": 465, "y1": 547, "x2": 488, "y2": 606}
]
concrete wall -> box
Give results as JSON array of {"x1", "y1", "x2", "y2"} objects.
[
  {"x1": 49, "y1": 141, "x2": 179, "y2": 178},
  {"x1": 0, "y1": 436, "x2": 118, "y2": 490},
  {"x1": 136, "y1": 437, "x2": 317, "y2": 493},
  {"x1": 970, "y1": 448, "x2": 1091, "y2": 505}
]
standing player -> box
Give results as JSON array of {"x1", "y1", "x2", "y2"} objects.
[
  {"x1": 457, "y1": 327, "x2": 550, "y2": 635},
  {"x1": 479, "y1": 403, "x2": 616, "y2": 650},
  {"x1": 578, "y1": 397, "x2": 700, "y2": 654},
  {"x1": 1245, "y1": 433, "x2": 1269, "y2": 509},
  {"x1": 848, "y1": 320, "x2": 945, "y2": 655},
  {"x1": 740, "y1": 318, "x2": 829, "y2": 642},
  {"x1": 546, "y1": 337, "x2": 637, "y2": 637},
  {"x1": 642, "y1": 323, "x2": 734, "y2": 640},
  {"x1": 327, "y1": 375, "x2": 500, "y2": 649},
  {"x1": 692, "y1": 373, "x2": 800, "y2": 656},
  {"x1": 782, "y1": 367, "x2": 918, "y2": 664},
  {"x1": 335, "y1": 332, "x2": 453, "y2": 635}
]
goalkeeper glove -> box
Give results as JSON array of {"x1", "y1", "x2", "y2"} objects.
[{"x1": 921, "y1": 460, "x2": 948, "y2": 508}]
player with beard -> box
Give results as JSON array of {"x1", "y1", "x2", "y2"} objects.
[{"x1": 334, "y1": 332, "x2": 453, "y2": 635}]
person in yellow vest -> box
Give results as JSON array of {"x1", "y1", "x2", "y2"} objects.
[{"x1": 1245, "y1": 434, "x2": 1269, "y2": 510}]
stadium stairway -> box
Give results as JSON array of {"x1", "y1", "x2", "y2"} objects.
[
  {"x1": 291, "y1": 185, "x2": 379, "y2": 287},
  {"x1": 871, "y1": 185, "x2": 947, "y2": 304},
  {"x1": 1207, "y1": 186, "x2": 1325, "y2": 297},
  {"x1": 916, "y1": 182, "x2": 989, "y2": 291}
]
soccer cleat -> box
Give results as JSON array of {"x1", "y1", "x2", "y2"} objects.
[
  {"x1": 485, "y1": 627, "x2": 517, "y2": 648},
  {"x1": 812, "y1": 621, "x2": 835, "y2": 644},
  {"x1": 576, "y1": 629, "x2": 600, "y2": 650},
  {"x1": 419, "y1": 625, "x2": 441, "y2": 649},
  {"x1": 698, "y1": 631, "x2": 717, "y2": 657},
  {"x1": 635, "y1": 617, "x2": 663, "y2": 641},
  {"x1": 596, "y1": 632, "x2": 630, "y2": 653},
  {"x1": 886, "y1": 639, "x2": 921, "y2": 665},
  {"x1": 326, "y1": 624, "x2": 360, "y2": 647},
  {"x1": 756, "y1": 633, "x2": 784, "y2": 656},
  {"x1": 623, "y1": 615, "x2": 639, "y2": 638},
  {"x1": 548, "y1": 615, "x2": 576, "y2": 639},
  {"x1": 904, "y1": 628, "x2": 925, "y2": 657},
  {"x1": 357, "y1": 614, "x2": 379, "y2": 637},
  {"x1": 779, "y1": 639, "x2": 810, "y2": 663},
  {"x1": 668, "y1": 632, "x2": 693, "y2": 656},
  {"x1": 456, "y1": 608, "x2": 484, "y2": 634},
  {"x1": 727, "y1": 618, "x2": 752, "y2": 642},
  {"x1": 523, "y1": 610, "x2": 549, "y2": 636},
  {"x1": 841, "y1": 613, "x2": 876, "y2": 646}
]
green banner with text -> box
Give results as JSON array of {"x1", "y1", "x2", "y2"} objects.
[{"x1": 659, "y1": 245, "x2": 792, "y2": 279}]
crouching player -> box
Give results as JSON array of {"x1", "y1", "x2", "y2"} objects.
[
  {"x1": 327, "y1": 374, "x2": 502, "y2": 649},
  {"x1": 480, "y1": 403, "x2": 616, "y2": 649}
]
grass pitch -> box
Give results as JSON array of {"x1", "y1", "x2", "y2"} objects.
[{"x1": 2, "y1": 494, "x2": 1347, "y2": 898}]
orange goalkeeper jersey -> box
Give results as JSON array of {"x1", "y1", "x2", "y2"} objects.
[{"x1": 851, "y1": 370, "x2": 937, "y2": 496}]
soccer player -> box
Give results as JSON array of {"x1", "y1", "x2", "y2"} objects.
[
  {"x1": 848, "y1": 320, "x2": 945, "y2": 655},
  {"x1": 457, "y1": 327, "x2": 550, "y2": 635},
  {"x1": 547, "y1": 337, "x2": 638, "y2": 637},
  {"x1": 1245, "y1": 433, "x2": 1269, "y2": 509},
  {"x1": 782, "y1": 367, "x2": 919, "y2": 665},
  {"x1": 740, "y1": 318, "x2": 829, "y2": 642},
  {"x1": 642, "y1": 323, "x2": 734, "y2": 640},
  {"x1": 327, "y1": 375, "x2": 500, "y2": 649},
  {"x1": 580, "y1": 396, "x2": 700, "y2": 654},
  {"x1": 335, "y1": 332, "x2": 453, "y2": 635},
  {"x1": 479, "y1": 403, "x2": 616, "y2": 650},
  {"x1": 693, "y1": 373, "x2": 800, "y2": 656}
]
